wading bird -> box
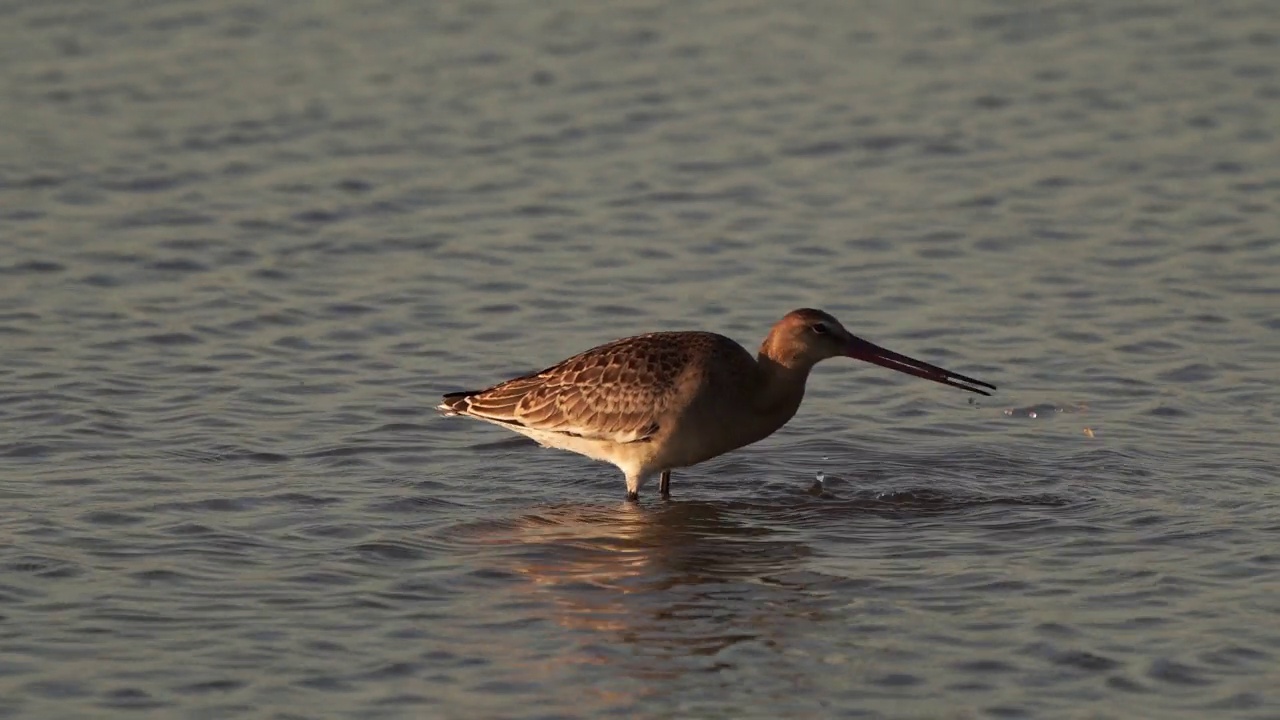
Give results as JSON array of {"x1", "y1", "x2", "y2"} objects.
[{"x1": 438, "y1": 308, "x2": 995, "y2": 501}]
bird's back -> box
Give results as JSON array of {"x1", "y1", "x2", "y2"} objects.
[{"x1": 438, "y1": 330, "x2": 758, "y2": 446}]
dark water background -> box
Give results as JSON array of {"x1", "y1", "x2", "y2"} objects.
[{"x1": 2, "y1": 1, "x2": 1278, "y2": 718}]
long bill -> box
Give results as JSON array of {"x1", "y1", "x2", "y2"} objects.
[{"x1": 845, "y1": 337, "x2": 996, "y2": 396}]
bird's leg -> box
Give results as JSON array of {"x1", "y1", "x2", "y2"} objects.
[
  {"x1": 625, "y1": 490, "x2": 639, "y2": 502},
  {"x1": 625, "y1": 473, "x2": 641, "y2": 502},
  {"x1": 659, "y1": 470, "x2": 671, "y2": 499}
]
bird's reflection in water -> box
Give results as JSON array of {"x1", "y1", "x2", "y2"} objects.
[{"x1": 471, "y1": 499, "x2": 822, "y2": 687}]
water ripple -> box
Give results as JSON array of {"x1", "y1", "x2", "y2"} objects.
[{"x1": 2, "y1": 0, "x2": 1278, "y2": 718}]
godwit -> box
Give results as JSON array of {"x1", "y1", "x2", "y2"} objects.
[{"x1": 438, "y1": 308, "x2": 995, "y2": 501}]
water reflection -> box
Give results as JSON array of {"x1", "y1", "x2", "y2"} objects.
[{"x1": 470, "y1": 500, "x2": 818, "y2": 684}]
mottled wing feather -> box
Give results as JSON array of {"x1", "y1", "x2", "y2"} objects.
[{"x1": 447, "y1": 333, "x2": 710, "y2": 444}]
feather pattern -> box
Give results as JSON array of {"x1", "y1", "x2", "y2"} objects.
[{"x1": 439, "y1": 332, "x2": 741, "y2": 445}]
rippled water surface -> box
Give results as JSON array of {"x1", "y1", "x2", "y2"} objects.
[{"x1": 3, "y1": 0, "x2": 1279, "y2": 718}]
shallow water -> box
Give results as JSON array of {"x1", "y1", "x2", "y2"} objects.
[{"x1": 2, "y1": 0, "x2": 1279, "y2": 718}]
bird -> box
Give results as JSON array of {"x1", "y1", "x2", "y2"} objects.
[{"x1": 437, "y1": 308, "x2": 995, "y2": 501}]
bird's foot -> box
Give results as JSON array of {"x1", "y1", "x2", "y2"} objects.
[{"x1": 625, "y1": 490, "x2": 639, "y2": 502}]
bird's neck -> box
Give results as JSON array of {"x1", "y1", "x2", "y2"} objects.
[{"x1": 752, "y1": 346, "x2": 815, "y2": 420}]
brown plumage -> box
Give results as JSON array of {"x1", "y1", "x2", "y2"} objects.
[{"x1": 438, "y1": 308, "x2": 995, "y2": 501}]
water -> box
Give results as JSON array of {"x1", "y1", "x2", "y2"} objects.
[{"x1": 2, "y1": 0, "x2": 1279, "y2": 717}]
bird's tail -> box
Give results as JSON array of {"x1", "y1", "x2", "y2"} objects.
[{"x1": 437, "y1": 391, "x2": 479, "y2": 416}]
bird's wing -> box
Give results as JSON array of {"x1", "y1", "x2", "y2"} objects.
[{"x1": 444, "y1": 333, "x2": 708, "y2": 444}]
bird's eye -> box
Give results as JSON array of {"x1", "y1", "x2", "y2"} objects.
[{"x1": 810, "y1": 322, "x2": 829, "y2": 335}]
